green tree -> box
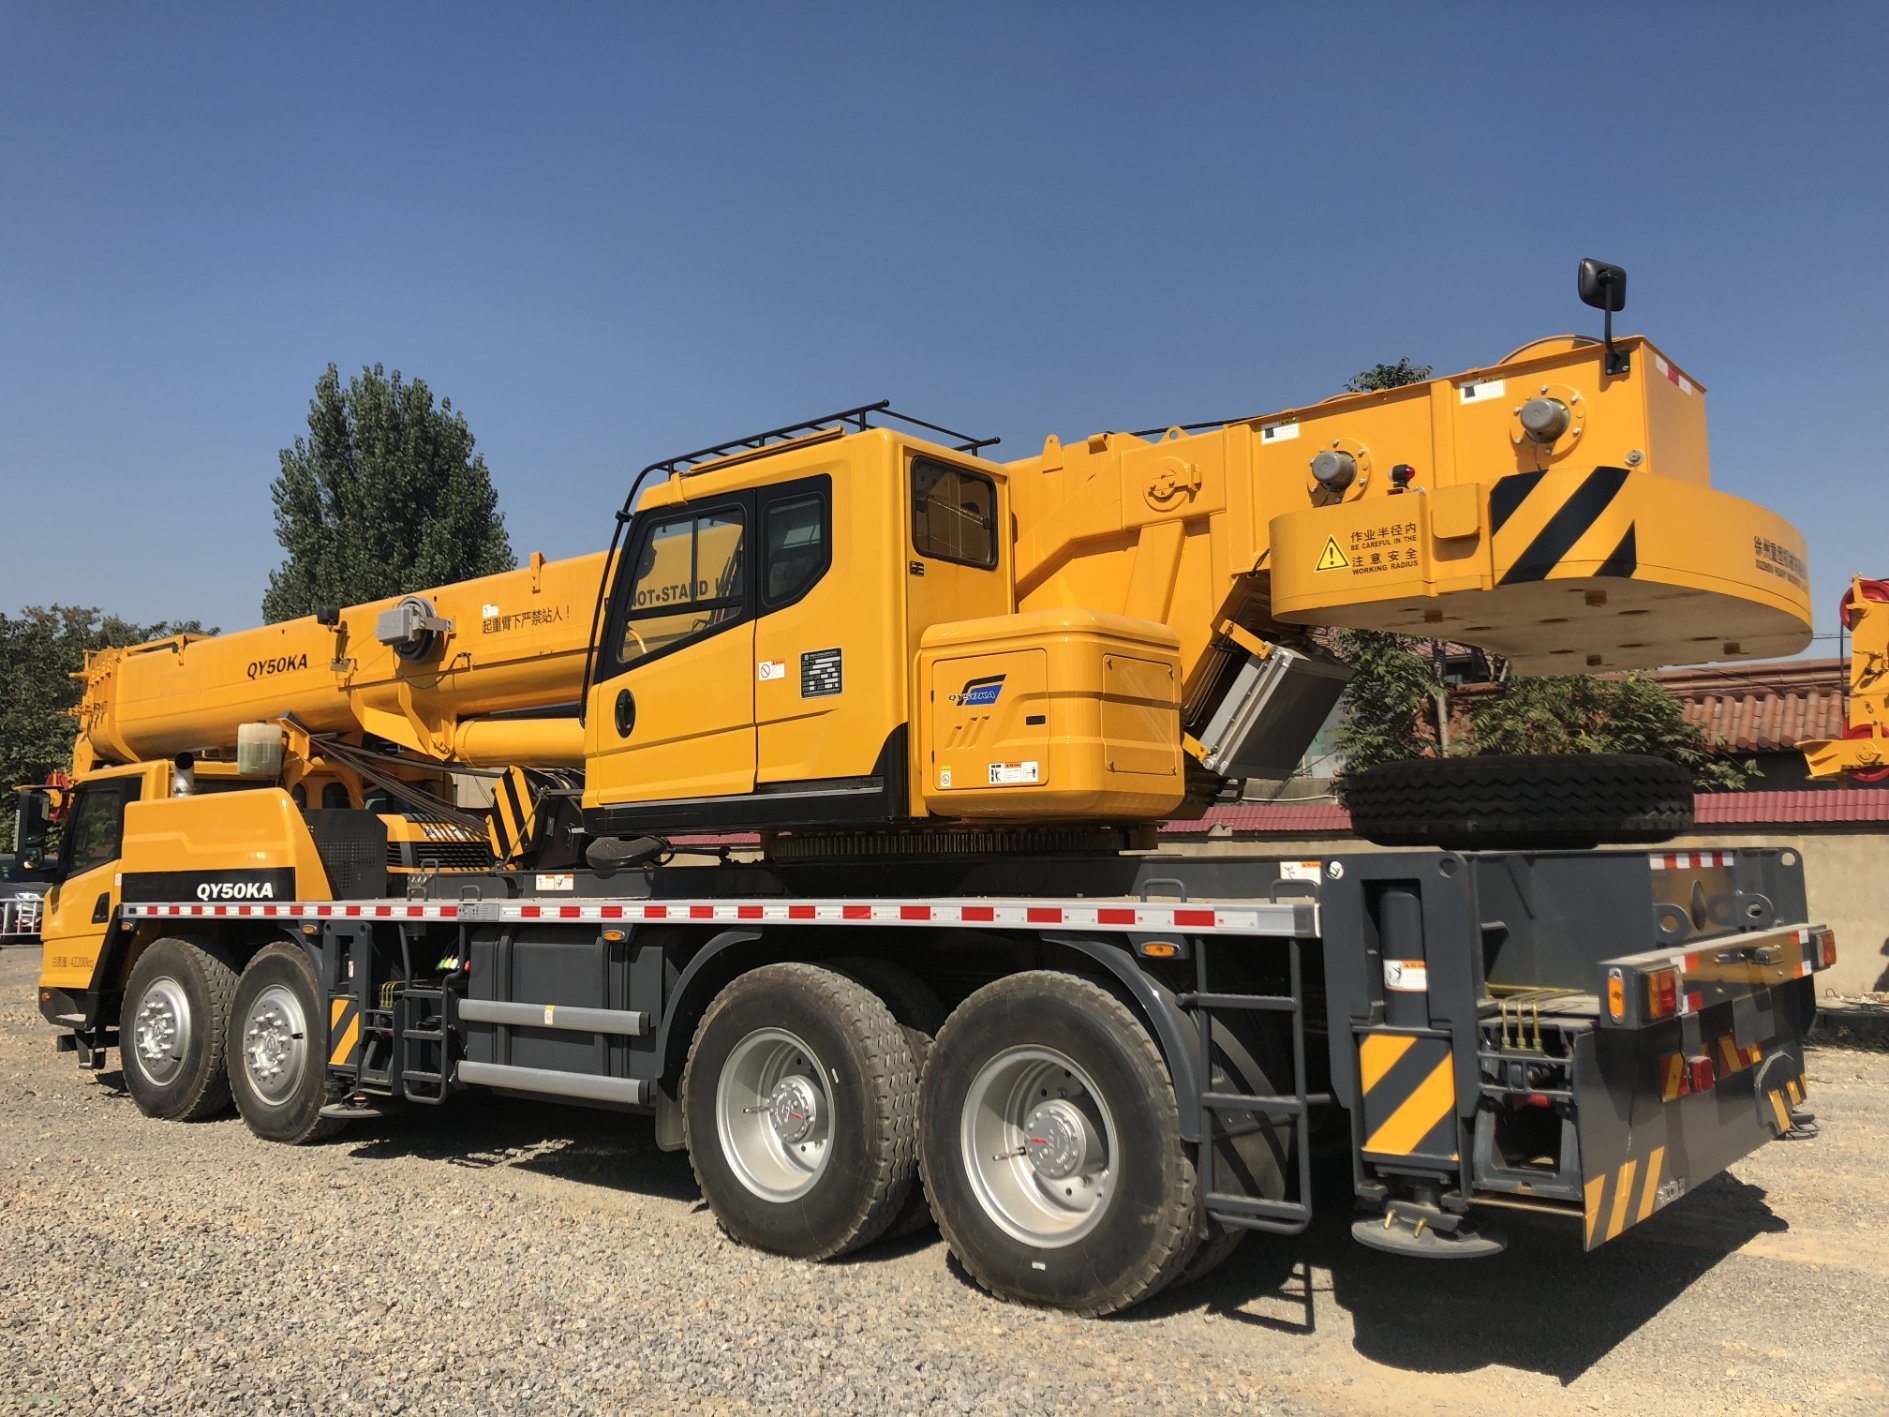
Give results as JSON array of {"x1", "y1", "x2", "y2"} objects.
[
  {"x1": 0, "y1": 607, "x2": 209, "y2": 848},
  {"x1": 263, "y1": 364, "x2": 515, "y2": 623},
  {"x1": 1331, "y1": 629, "x2": 1444, "y2": 774},
  {"x1": 1463, "y1": 674, "x2": 1748, "y2": 789},
  {"x1": 1345, "y1": 357, "x2": 1432, "y2": 393}
]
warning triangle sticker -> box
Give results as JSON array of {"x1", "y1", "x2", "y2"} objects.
[{"x1": 1315, "y1": 536, "x2": 1350, "y2": 572}]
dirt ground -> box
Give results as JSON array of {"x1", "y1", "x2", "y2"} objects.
[{"x1": 1, "y1": 939, "x2": 1884, "y2": 1414}]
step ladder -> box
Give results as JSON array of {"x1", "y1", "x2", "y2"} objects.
[
  {"x1": 397, "y1": 984, "x2": 452, "y2": 1104},
  {"x1": 1185, "y1": 934, "x2": 1327, "y2": 1234}
]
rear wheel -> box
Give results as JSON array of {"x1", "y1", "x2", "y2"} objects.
[
  {"x1": 683, "y1": 963, "x2": 918, "y2": 1260},
  {"x1": 121, "y1": 936, "x2": 237, "y2": 1121},
  {"x1": 834, "y1": 956, "x2": 947, "y2": 1238},
  {"x1": 920, "y1": 972, "x2": 1196, "y2": 1315},
  {"x1": 228, "y1": 942, "x2": 342, "y2": 1144}
]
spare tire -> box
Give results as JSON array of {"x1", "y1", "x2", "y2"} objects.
[{"x1": 1342, "y1": 754, "x2": 1694, "y2": 850}]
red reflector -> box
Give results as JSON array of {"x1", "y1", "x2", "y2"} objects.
[
  {"x1": 1687, "y1": 1056, "x2": 1715, "y2": 1093},
  {"x1": 1523, "y1": 1092, "x2": 1553, "y2": 1109},
  {"x1": 1646, "y1": 967, "x2": 1679, "y2": 1019},
  {"x1": 1684, "y1": 988, "x2": 1703, "y2": 1014},
  {"x1": 1819, "y1": 933, "x2": 1838, "y2": 969}
]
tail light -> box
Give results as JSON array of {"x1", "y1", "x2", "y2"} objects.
[
  {"x1": 1606, "y1": 968, "x2": 1626, "y2": 1021},
  {"x1": 1818, "y1": 931, "x2": 1838, "y2": 969},
  {"x1": 1645, "y1": 967, "x2": 1679, "y2": 1020}
]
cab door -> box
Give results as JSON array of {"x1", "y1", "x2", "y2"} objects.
[
  {"x1": 37, "y1": 774, "x2": 144, "y2": 995},
  {"x1": 584, "y1": 498, "x2": 757, "y2": 805}
]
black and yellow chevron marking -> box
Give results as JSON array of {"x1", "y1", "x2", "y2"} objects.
[
  {"x1": 487, "y1": 765, "x2": 538, "y2": 865},
  {"x1": 1489, "y1": 466, "x2": 1638, "y2": 586},
  {"x1": 1583, "y1": 1143, "x2": 1669, "y2": 1247},
  {"x1": 328, "y1": 996, "x2": 360, "y2": 1070},
  {"x1": 1357, "y1": 1031, "x2": 1458, "y2": 1163}
]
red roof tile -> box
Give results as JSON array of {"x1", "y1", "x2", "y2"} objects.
[{"x1": 1163, "y1": 787, "x2": 1889, "y2": 836}]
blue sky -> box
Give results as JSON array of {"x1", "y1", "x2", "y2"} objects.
[{"x1": 2, "y1": 3, "x2": 1884, "y2": 652}]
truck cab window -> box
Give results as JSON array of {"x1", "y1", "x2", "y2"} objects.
[
  {"x1": 616, "y1": 507, "x2": 747, "y2": 670},
  {"x1": 912, "y1": 456, "x2": 997, "y2": 568},
  {"x1": 62, "y1": 780, "x2": 140, "y2": 876},
  {"x1": 763, "y1": 492, "x2": 829, "y2": 608}
]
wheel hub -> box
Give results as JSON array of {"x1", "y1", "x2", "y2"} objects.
[
  {"x1": 768, "y1": 1075, "x2": 820, "y2": 1145},
  {"x1": 132, "y1": 978, "x2": 191, "y2": 1083},
  {"x1": 241, "y1": 984, "x2": 307, "y2": 1103},
  {"x1": 1022, "y1": 1100, "x2": 1093, "y2": 1181}
]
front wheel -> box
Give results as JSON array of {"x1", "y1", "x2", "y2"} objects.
[
  {"x1": 228, "y1": 942, "x2": 341, "y2": 1144},
  {"x1": 920, "y1": 972, "x2": 1197, "y2": 1315},
  {"x1": 121, "y1": 936, "x2": 238, "y2": 1121}
]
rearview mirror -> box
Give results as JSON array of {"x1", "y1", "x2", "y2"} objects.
[
  {"x1": 14, "y1": 790, "x2": 53, "y2": 872},
  {"x1": 1578, "y1": 258, "x2": 1628, "y2": 312}
]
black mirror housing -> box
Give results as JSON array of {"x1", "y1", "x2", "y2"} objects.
[{"x1": 1578, "y1": 258, "x2": 1628, "y2": 313}]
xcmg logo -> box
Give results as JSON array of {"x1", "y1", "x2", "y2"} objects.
[{"x1": 196, "y1": 880, "x2": 277, "y2": 901}]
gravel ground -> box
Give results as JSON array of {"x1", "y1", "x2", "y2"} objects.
[{"x1": 2, "y1": 940, "x2": 1885, "y2": 1415}]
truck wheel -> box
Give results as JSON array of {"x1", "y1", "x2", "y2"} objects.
[
  {"x1": 834, "y1": 956, "x2": 947, "y2": 1238},
  {"x1": 682, "y1": 963, "x2": 918, "y2": 1260},
  {"x1": 1343, "y1": 753, "x2": 1694, "y2": 850},
  {"x1": 920, "y1": 972, "x2": 1196, "y2": 1315},
  {"x1": 228, "y1": 942, "x2": 342, "y2": 1145},
  {"x1": 121, "y1": 936, "x2": 238, "y2": 1121}
]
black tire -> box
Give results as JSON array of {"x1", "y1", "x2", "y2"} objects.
[
  {"x1": 120, "y1": 936, "x2": 238, "y2": 1121},
  {"x1": 682, "y1": 963, "x2": 918, "y2": 1261},
  {"x1": 920, "y1": 972, "x2": 1196, "y2": 1316},
  {"x1": 227, "y1": 942, "x2": 343, "y2": 1145},
  {"x1": 833, "y1": 956, "x2": 947, "y2": 1239},
  {"x1": 1343, "y1": 754, "x2": 1694, "y2": 850}
]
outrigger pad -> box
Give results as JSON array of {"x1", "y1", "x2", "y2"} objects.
[{"x1": 1351, "y1": 1205, "x2": 1507, "y2": 1260}]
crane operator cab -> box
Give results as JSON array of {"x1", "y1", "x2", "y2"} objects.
[{"x1": 581, "y1": 414, "x2": 1195, "y2": 843}]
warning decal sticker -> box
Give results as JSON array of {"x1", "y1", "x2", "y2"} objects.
[{"x1": 1315, "y1": 536, "x2": 1351, "y2": 572}]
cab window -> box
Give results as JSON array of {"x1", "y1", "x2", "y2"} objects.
[
  {"x1": 912, "y1": 456, "x2": 997, "y2": 568},
  {"x1": 762, "y1": 488, "x2": 829, "y2": 608},
  {"x1": 613, "y1": 506, "x2": 747, "y2": 670},
  {"x1": 61, "y1": 779, "x2": 141, "y2": 876}
]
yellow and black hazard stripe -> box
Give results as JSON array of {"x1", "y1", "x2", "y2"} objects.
[
  {"x1": 1764, "y1": 1075, "x2": 1809, "y2": 1136},
  {"x1": 1357, "y1": 1031, "x2": 1459, "y2": 1163},
  {"x1": 328, "y1": 996, "x2": 361, "y2": 1071},
  {"x1": 487, "y1": 765, "x2": 538, "y2": 865},
  {"x1": 1583, "y1": 1143, "x2": 1669, "y2": 1247},
  {"x1": 1489, "y1": 466, "x2": 1638, "y2": 586},
  {"x1": 1715, "y1": 1033, "x2": 1762, "y2": 1078}
]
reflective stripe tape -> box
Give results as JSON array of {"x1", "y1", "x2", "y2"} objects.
[
  {"x1": 1768, "y1": 1089, "x2": 1793, "y2": 1135},
  {"x1": 1362, "y1": 1054, "x2": 1455, "y2": 1156},
  {"x1": 1358, "y1": 1033, "x2": 1416, "y2": 1092},
  {"x1": 328, "y1": 999, "x2": 360, "y2": 1069},
  {"x1": 1607, "y1": 1158, "x2": 1640, "y2": 1241},
  {"x1": 1651, "y1": 851, "x2": 1733, "y2": 869},
  {"x1": 1637, "y1": 1146, "x2": 1666, "y2": 1224}
]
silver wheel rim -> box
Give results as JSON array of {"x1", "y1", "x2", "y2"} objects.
[
  {"x1": 241, "y1": 983, "x2": 308, "y2": 1105},
  {"x1": 715, "y1": 1028, "x2": 833, "y2": 1202},
  {"x1": 961, "y1": 1046, "x2": 1117, "y2": 1248},
  {"x1": 132, "y1": 976, "x2": 192, "y2": 1084}
]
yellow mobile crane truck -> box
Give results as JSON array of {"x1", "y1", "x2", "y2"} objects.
[{"x1": 23, "y1": 264, "x2": 1836, "y2": 1313}]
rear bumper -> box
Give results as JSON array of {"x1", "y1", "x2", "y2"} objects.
[{"x1": 1573, "y1": 973, "x2": 1815, "y2": 1248}]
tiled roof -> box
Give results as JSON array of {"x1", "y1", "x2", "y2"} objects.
[
  {"x1": 1452, "y1": 658, "x2": 1849, "y2": 754},
  {"x1": 1162, "y1": 788, "x2": 1889, "y2": 835},
  {"x1": 1659, "y1": 660, "x2": 1848, "y2": 752}
]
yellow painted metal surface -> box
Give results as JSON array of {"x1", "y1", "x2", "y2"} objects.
[
  {"x1": 916, "y1": 608, "x2": 1183, "y2": 820},
  {"x1": 74, "y1": 550, "x2": 606, "y2": 773},
  {"x1": 1802, "y1": 576, "x2": 1889, "y2": 779}
]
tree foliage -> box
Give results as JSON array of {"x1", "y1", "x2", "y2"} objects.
[
  {"x1": 0, "y1": 607, "x2": 209, "y2": 848},
  {"x1": 1345, "y1": 358, "x2": 1433, "y2": 394},
  {"x1": 263, "y1": 364, "x2": 514, "y2": 623},
  {"x1": 1464, "y1": 675, "x2": 1748, "y2": 789},
  {"x1": 1331, "y1": 629, "x2": 1443, "y2": 774}
]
